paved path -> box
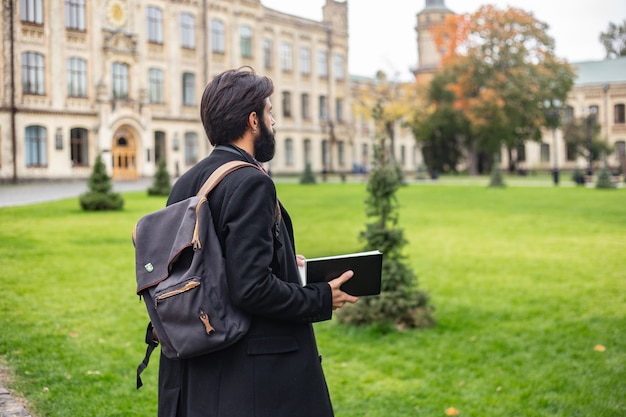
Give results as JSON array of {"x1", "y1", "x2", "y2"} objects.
[
  {"x1": 0, "y1": 179, "x2": 152, "y2": 208},
  {"x1": 0, "y1": 365, "x2": 33, "y2": 417}
]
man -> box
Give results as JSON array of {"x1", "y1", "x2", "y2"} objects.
[{"x1": 159, "y1": 67, "x2": 358, "y2": 417}]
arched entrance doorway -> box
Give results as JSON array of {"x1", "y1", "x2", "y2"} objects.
[{"x1": 111, "y1": 126, "x2": 138, "y2": 180}]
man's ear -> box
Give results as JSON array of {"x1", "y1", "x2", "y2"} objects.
[{"x1": 248, "y1": 112, "x2": 258, "y2": 131}]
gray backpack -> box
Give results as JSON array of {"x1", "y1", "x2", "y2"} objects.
[{"x1": 133, "y1": 160, "x2": 256, "y2": 388}]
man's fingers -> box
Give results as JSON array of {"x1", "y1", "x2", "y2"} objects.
[{"x1": 336, "y1": 270, "x2": 354, "y2": 285}]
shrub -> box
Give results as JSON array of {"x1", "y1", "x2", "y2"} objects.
[
  {"x1": 571, "y1": 167, "x2": 586, "y2": 186},
  {"x1": 488, "y1": 161, "x2": 506, "y2": 187},
  {"x1": 300, "y1": 162, "x2": 317, "y2": 184},
  {"x1": 596, "y1": 164, "x2": 615, "y2": 189},
  {"x1": 148, "y1": 158, "x2": 172, "y2": 196},
  {"x1": 79, "y1": 153, "x2": 124, "y2": 211}
]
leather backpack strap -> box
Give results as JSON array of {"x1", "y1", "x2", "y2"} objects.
[
  {"x1": 196, "y1": 159, "x2": 282, "y2": 235},
  {"x1": 196, "y1": 160, "x2": 257, "y2": 197}
]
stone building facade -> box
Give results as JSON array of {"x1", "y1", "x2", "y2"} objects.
[{"x1": 2, "y1": 0, "x2": 396, "y2": 182}]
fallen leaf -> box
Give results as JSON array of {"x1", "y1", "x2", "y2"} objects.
[
  {"x1": 594, "y1": 344, "x2": 606, "y2": 352},
  {"x1": 70, "y1": 332, "x2": 79, "y2": 338},
  {"x1": 445, "y1": 407, "x2": 460, "y2": 416},
  {"x1": 496, "y1": 386, "x2": 502, "y2": 392}
]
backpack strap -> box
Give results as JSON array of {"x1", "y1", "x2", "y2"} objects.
[
  {"x1": 196, "y1": 160, "x2": 257, "y2": 197},
  {"x1": 137, "y1": 322, "x2": 159, "y2": 389},
  {"x1": 196, "y1": 160, "x2": 282, "y2": 236}
]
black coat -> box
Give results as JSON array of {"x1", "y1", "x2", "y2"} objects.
[{"x1": 158, "y1": 145, "x2": 335, "y2": 417}]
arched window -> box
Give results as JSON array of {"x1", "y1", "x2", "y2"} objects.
[
  {"x1": 614, "y1": 104, "x2": 625, "y2": 124},
  {"x1": 70, "y1": 128, "x2": 89, "y2": 167},
  {"x1": 184, "y1": 132, "x2": 198, "y2": 165},
  {"x1": 112, "y1": 62, "x2": 129, "y2": 99},
  {"x1": 180, "y1": 13, "x2": 195, "y2": 49},
  {"x1": 67, "y1": 57, "x2": 87, "y2": 97},
  {"x1": 211, "y1": 19, "x2": 225, "y2": 53},
  {"x1": 25, "y1": 125, "x2": 47, "y2": 167},
  {"x1": 147, "y1": 6, "x2": 163, "y2": 44},
  {"x1": 22, "y1": 52, "x2": 45, "y2": 95},
  {"x1": 285, "y1": 138, "x2": 294, "y2": 166},
  {"x1": 303, "y1": 139, "x2": 312, "y2": 165},
  {"x1": 240, "y1": 25, "x2": 253, "y2": 58},
  {"x1": 148, "y1": 68, "x2": 164, "y2": 103}
]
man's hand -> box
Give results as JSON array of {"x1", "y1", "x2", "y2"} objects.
[{"x1": 328, "y1": 270, "x2": 359, "y2": 310}]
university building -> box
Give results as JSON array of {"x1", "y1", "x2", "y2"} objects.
[
  {"x1": 1, "y1": 0, "x2": 381, "y2": 182},
  {"x1": 3, "y1": 0, "x2": 623, "y2": 183}
]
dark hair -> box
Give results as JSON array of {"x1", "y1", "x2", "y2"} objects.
[{"x1": 200, "y1": 67, "x2": 274, "y2": 146}]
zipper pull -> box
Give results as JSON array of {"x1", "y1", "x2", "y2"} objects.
[{"x1": 199, "y1": 309, "x2": 215, "y2": 335}]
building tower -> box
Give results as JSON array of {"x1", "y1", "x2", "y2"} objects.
[{"x1": 413, "y1": 0, "x2": 454, "y2": 82}]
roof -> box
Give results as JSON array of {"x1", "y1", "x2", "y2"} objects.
[{"x1": 571, "y1": 57, "x2": 626, "y2": 86}]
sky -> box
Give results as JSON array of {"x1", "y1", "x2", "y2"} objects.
[{"x1": 261, "y1": 0, "x2": 626, "y2": 81}]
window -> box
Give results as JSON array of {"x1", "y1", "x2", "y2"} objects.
[
  {"x1": 67, "y1": 57, "x2": 87, "y2": 97},
  {"x1": 301, "y1": 93, "x2": 310, "y2": 120},
  {"x1": 321, "y1": 139, "x2": 329, "y2": 168},
  {"x1": 615, "y1": 104, "x2": 625, "y2": 124},
  {"x1": 70, "y1": 128, "x2": 88, "y2": 167},
  {"x1": 335, "y1": 98, "x2": 343, "y2": 122},
  {"x1": 21, "y1": 0, "x2": 43, "y2": 24},
  {"x1": 147, "y1": 6, "x2": 163, "y2": 44},
  {"x1": 65, "y1": 0, "x2": 85, "y2": 30},
  {"x1": 319, "y1": 95, "x2": 328, "y2": 120},
  {"x1": 112, "y1": 62, "x2": 129, "y2": 99},
  {"x1": 616, "y1": 141, "x2": 626, "y2": 159},
  {"x1": 400, "y1": 144, "x2": 406, "y2": 166},
  {"x1": 563, "y1": 105, "x2": 574, "y2": 123},
  {"x1": 22, "y1": 52, "x2": 45, "y2": 95},
  {"x1": 338, "y1": 141, "x2": 345, "y2": 166},
  {"x1": 154, "y1": 131, "x2": 166, "y2": 163},
  {"x1": 540, "y1": 143, "x2": 550, "y2": 163},
  {"x1": 589, "y1": 105, "x2": 599, "y2": 116},
  {"x1": 263, "y1": 39, "x2": 272, "y2": 69},
  {"x1": 148, "y1": 68, "x2": 164, "y2": 103},
  {"x1": 282, "y1": 91, "x2": 292, "y2": 118},
  {"x1": 180, "y1": 13, "x2": 195, "y2": 49},
  {"x1": 25, "y1": 126, "x2": 47, "y2": 167},
  {"x1": 299, "y1": 47, "x2": 311, "y2": 75},
  {"x1": 182, "y1": 73, "x2": 196, "y2": 106},
  {"x1": 304, "y1": 139, "x2": 312, "y2": 164},
  {"x1": 317, "y1": 51, "x2": 328, "y2": 77},
  {"x1": 280, "y1": 43, "x2": 292, "y2": 72},
  {"x1": 333, "y1": 53, "x2": 344, "y2": 80},
  {"x1": 211, "y1": 19, "x2": 225, "y2": 53},
  {"x1": 240, "y1": 25, "x2": 253, "y2": 58},
  {"x1": 285, "y1": 138, "x2": 294, "y2": 166},
  {"x1": 184, "y1": 132, "x2": 198, "y2": 165},
  {"x1": 566, "y1": 142, "x2": 577, "y2": 161}
]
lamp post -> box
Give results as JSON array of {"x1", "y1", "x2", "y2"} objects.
[
  {"x1": 544, "y1": 99, "x2": 562, "y2": 186},
  {"x1": 586, "y1": 111, "x2": 596, "y2": 177}
]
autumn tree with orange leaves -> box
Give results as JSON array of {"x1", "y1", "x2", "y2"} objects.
[{"x1": 411, "y1": 5, "x2": 575, "y2": 174}]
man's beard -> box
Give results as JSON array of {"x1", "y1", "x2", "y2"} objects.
[{"x1": 253, "y1": 118, "x2": 276, "y2": 163}]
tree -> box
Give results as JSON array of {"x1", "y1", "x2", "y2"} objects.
[
  {"x1": 562, "y1": 115, "x2": 610, "y2": 171},
  {"x1": 148, "y1": 158, "x2": 172, "y2": 196},
  {"x1": 353, "y1": 71, "x2": 422, "y2": 171},
  {"x1": 600, "y1": 20, "x2": 626, "y2": 58},
  {"x1": 299, "y1": 162, "x2": 317, "y2": 184},
  {"x1": 79, "y1": 153, "x2": 124, "y2": 210},
  {"x1": 418, "y1": 5, "x2": 575, "y2": 175},
  {"x1": 337, "y1": 100, "x2": 434, "y2": 329}
]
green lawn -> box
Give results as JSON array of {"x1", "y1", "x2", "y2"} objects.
[{"x1": 0, "y1": 182, "x2": 624, "y2": 416}]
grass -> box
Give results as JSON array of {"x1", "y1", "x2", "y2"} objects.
[{"x1": 0, "y1": 182, "x2": 624, "y2": 416}]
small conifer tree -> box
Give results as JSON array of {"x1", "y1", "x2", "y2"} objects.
[
  {"x1": 79, "y1": 153, "x2": 124, "y2": 210},
  {"x1": 148, "y1": 158, "x2": 172, "y2": 196},
  {"x1": 595, "y1": 163, "x2": 615, "y2": 189},
  {"x1": 337, "y1": 101, "x2": 434, "y2": 329},
  {"x1": 299, "y1": 162, "x2": 317, "y2": 184},
  {"x1": 488, "y1": 159, "x2": 506, "y2": 187}
]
